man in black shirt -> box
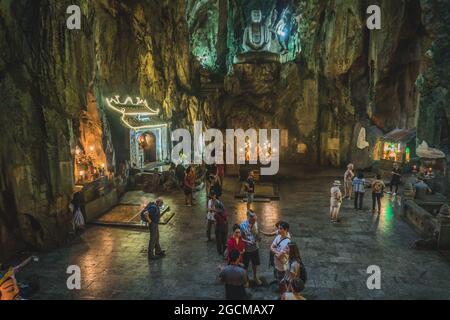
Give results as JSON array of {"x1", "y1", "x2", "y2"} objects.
[{"x1": 144, "y1": 198, "x2": 166, "y2": 260}]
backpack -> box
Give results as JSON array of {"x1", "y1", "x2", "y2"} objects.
[
  {"x1": 140, "y1": 202, "x2": 156, "y2": 223},
  {"x1": 373, "y1": 181, "x2": 383, "y2": 193}
]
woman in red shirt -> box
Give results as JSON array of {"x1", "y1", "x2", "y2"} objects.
[{"x1": 227, "y1": 224, "x2": 245, "y2": 264}]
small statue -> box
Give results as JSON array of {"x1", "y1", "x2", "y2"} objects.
[
  {"x1": 356, "y1": 127, "x2": 370, "y2": 149},
  {"x1": 242, "y1": 10, "x2": 272, "y2": 52}
]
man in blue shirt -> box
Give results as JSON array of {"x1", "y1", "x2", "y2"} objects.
[{"x1": 144, "y1": 198, "x2": 166, "y2": 260}]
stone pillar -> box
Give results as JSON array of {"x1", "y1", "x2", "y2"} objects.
[
  {"x1": 438, "y1": 205, "x2": 450, "y2": 250},
  {"x1": 401, "y1": 181, "x2": 415, "y2": 217}
]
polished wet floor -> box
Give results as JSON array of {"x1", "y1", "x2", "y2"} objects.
[{"x1": 20, "y1": 169, "x2": 450, "y2": 300}]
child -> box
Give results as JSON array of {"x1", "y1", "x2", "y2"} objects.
[{"x1": 330, "y1": 181, "x2": 343, "y2": 223}]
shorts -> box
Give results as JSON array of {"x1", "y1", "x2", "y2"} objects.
[
  {"x1": 246, "y1": 193, "x2": 254, "y2": 203},
  {"x1": 243, "y1": 250, "x2": 260, "y2": 268}
]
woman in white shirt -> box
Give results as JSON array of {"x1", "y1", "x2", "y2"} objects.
[{"x1": 330, "y1": 180, "x2": 343, "y2": 223}]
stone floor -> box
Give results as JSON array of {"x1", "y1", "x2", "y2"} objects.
[{"x1": 18, "y1": 168, "x2": 450, "y2": 300}]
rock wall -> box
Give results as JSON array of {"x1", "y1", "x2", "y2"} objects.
[
  {"x1": 192, "y1": 0, "x2": 427, "y2": 167},
  {"x1": 0, "y1": 0, "x2": 199, "y2": 260}
]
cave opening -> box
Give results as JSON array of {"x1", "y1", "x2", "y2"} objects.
[{"x1": 1, "y1": 0, "x2": 450, "y2": 301}]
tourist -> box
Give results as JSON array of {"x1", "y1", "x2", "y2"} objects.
[
  {"x1": 281, "y1": 279, "x2": 306, "y2": 300},
  {"x1": 270, "y1": 221, "x2": 291, "y2": 293},
  {"x1": 217, "y1": 163, "x2": 225, "y2": 186},
  {"x1": 371, "y1": 174, "x2": 386, "y2": 214},
  {"x1": 70, "y1": 192, "x2": 85, "y2": 231},
  {"x1": 240, "y1": 210, "x2": 262, "y2": 286},
  {"x1": 144, "y1": 198, "x2": 166, "y2": 260},
  {"x1": 183, "y1": 166, "x2": 195, "y2": 206},
  {"x1": 343, "y1": 163, "x2": 355, "y2": 199},
  {"x1": 390, "y1": 163, "x2": 402, "y2": 195},
  {"x1": 219, "y1": 249, "x2": 249, "y2": 300},
  {"x1": 205, "y1": 163, "x2": 217, "y2": 196},
  {"x1": 227, "y1": 224, "x2": 245, "y2": 264},
  {"x1": 211, "y1": 174, "x2": 222, "y2": 199},
  {"x1": 214, "y1": 199, "x2": 228, "y2": 257},
  {"x1": 414, "y1": 174, "x2": 432, "y2": 199},
  {"x1": 352, "y1": 171, "x2": 366, "y2": 210},
  {"x1": 330, "y1": 180, "x2": 342, "y2": 223},
  {"x1": 282, "y1": 243, "x2": 307, "y2": 291},
  {"x1": 206, "y1": 192, "x2": 217, "y2": 242},
  {"x1": 175, "y1": 163, "x2": 186, "y2": 186},
  {"x1": 244, "y1": 172, "x2": 256, "y2": 210}
]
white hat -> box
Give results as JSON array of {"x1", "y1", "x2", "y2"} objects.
[{"x1": 333, "y1": 180, "x2": 341, "y2": 186}]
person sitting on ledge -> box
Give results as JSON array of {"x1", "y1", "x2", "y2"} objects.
[{"x1": 414, "y1": 174, "x2": 432, "y2": 200}]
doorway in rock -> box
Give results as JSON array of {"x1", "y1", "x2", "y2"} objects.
[{"x1": 139, "y1": 132, "x2": 157, "y2": 163}]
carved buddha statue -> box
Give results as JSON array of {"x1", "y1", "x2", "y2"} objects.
[{"x1": 242, "y1": 10, "x2": 271, "y2": 52}]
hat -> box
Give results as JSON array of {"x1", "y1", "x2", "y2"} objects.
[
  {"x1": 333, "y1": 180, "x2": 341, "y2": 186},
  {"x1": 247, "y1": 210, "x2": 256, "y2": 218}
]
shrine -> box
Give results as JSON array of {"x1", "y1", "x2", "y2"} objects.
[{"x1": 105, "y1": 95, "x2": 170, "y2": 169}]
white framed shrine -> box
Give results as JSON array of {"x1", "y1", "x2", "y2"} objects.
[{"x1": 105, "y1": 95, "x2": 170, "y2": 169}]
